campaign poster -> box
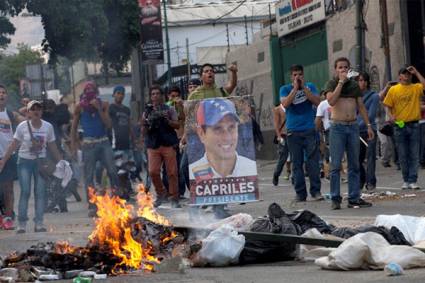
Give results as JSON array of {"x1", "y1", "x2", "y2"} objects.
[
  {"x1": 138, "y1": 0, "x2": 164, "y2": 63},
  {"x1": 185, "y1": 96, "x2": 259, "y2": 206}
]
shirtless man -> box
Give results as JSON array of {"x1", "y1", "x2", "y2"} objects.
[{"x1": 325, "y1": 57, "x2": 374, "y2": 210}]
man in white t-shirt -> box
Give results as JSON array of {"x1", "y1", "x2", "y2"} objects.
[
  {"x1": 315, "y1": 95, "x2": 332, "y2": 178},
  {"x1": 0, "y1": 85, "x2": 23, "y2": 230}
]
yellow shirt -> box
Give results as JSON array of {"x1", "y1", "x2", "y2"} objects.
[
  {"x1": 187, "y1": 84, "x2": 228, "y2": 101},
  {"x1": 383, "y1": 83, "x2": 424, "y2": 122}
]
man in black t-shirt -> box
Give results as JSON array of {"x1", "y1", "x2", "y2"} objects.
[{"x1": 109, "y1": 85, "x2": 133, "y2": 154}]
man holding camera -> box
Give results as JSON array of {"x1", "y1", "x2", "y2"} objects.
[
  {"x1": 280, "y1": 64, "x2": 322, "y2": 202},
  {"x1": 141, "y1": 85, "x2": 181, "y2": 208},
  {"x1": 382, "y1": 66, "x2": 425, "y2": 190},
  {"x1": 325, "y1": 57, "x2": 374, "y2": 210}
]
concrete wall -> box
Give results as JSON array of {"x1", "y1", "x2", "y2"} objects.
[
  {"x1": 326, "y1": 0, "x2": 405, "y2": 89},
  {"x1": 156, "y1": 21, "x2": 263, "y2": 75},
  {"x1": 227, "y1": 33, "x2": 276, "y2": 159}
]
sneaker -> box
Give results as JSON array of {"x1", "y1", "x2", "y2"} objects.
[
  {"x1": 171, "y1": 200, "x2": 182, "y2": 208},
  {"x1": 294, "y1": 197, "x2": 307, "y2": 203},
  {"x1": 16, "y1": 223, "x2": 26, "y2": 234},
  {"x1": 283, "y1": 173, "x2": 290, "y2": 180},
  {"x1": 382, "y1": 161, "x2": 391, "y2": 168},
  {"x1": 2, "y1": 217, "x2": 15, "y2": 230},
  {"x1": 331, "y1": 201, "x2": 341, "y2": 210},
  {"x1": 153, "y1": 198, "x2": 163, "y2": 208},
  {"x1": 272, "y1": 175, "x2": 278, "y2": 186},
  {"x1": 408, "y1": 183, "x2": 420, "y2": 190},
  {"x1": 365, "y1": 184, "x2": 376, "y2": 191},
  {"x1": 34, "y1": 224, "x2": 47, "y2": 233},
  {"x1": 311, "y1": 194, "x2": 324, "y2": 201},
  {"x1": 341, "y1": 177, "x2": 348, "y2": 184},
  {"x1": 88, "y1": 209, "x2": 97, "y2": 217},
  {"x1": 347, "y1": 198, "x2": 372, "y2": 208},
  {"x1": 401, "y1": 182, "x2": 409, "y2": 190}
]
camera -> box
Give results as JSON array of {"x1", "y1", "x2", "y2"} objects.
[{"x1": 144, "y1": 104, "x2": 167, "y2": 132}]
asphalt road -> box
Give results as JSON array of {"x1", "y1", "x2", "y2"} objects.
[{"x1": 1, "y1": 160, "x2": 425, "y2": 282}]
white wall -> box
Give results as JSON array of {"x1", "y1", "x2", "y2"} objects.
[{"x1": 156, "y1": 21, "x2": 263, "y2": 75}]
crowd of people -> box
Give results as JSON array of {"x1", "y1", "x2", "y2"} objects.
[
  {"x1": 273, "y1": 57, "x2": 425, "y2": 210},
  {"x1": 0, "y1": 56, "x2": 424, "y2": 233}
]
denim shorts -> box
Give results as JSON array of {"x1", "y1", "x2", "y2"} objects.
[{"x1": 0, "y1": 154, "x2": 17, "y2": 182}]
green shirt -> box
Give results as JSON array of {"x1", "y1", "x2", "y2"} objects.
[
  {"x1": 324, "y1": 78, "x2": 362, "y2": 98},
  {"x1": 187, "y1": 84, "x2": 228, "y2": 100}
]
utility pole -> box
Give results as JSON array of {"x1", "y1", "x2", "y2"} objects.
[
  {"x1": 355, "y1": 0, "x2": 365, "y2": 71},
  {"x1": 379, "y1": 0, "x2": 392, "y2": 82},
  {"x1": 176, "y1": 42, "x2": 180, "y2": 65},
  {"x1": 244, "y1": 15, "x2": 249, "y2": 46},
  {"x1": 186, "y1": 38, "x2": 190, "y2": 81},
  {"x1": 163, "y1": 0, "x2": 172, "y2": 86},
  {"x1": 268, "y1": 3, "x2": 272, "y2": 36},
  {"x1": 226, "y1": 24, "x2": 230, "y2": 52}
]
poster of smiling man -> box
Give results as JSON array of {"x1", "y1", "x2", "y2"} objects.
[
  {"x1": 185, "y1": 96, "x2": 259, "y2": 206},
  {"x1": 138, "y1": 0, "x2": 163, "y2": 63}
]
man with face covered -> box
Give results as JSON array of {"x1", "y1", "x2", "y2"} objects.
[{"x1": 71, "y1": 81, "x2": 119, "y2": 217}]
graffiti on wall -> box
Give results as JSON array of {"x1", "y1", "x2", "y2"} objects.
[{"x1": 235, "y1": 78, "x2": 274, "y2": 131}]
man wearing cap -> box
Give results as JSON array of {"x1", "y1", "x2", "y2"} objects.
[
  {"x1": 382, "y1": 65, "x2": 425, "y2": 190},
  {"x1": 190, "y1": 98, "x2": 256, "y2": 180},
  {"x1": 70, "y1": 81, "x2": 119, "y2": 217}
]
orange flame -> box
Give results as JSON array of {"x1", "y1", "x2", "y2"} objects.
[
  {"x1": 54, "y1": 241, "x2": 76, "y2": 254},
  {"x1": 136, "y1": 184, "x2": 172, "y2": 226},
  {"x1": 87, "y1": 187, "x2": 159, "y2": 273}
]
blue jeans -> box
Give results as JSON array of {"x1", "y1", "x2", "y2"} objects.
[
  {"x1": 287, "y1": 129, "x2": 321, "y2": 200},
  {"x1": 393, "y1": 123, "x2": 419, "y2": 183},
  {"x1": 273, "y1": 138, "x2": 289, "y2": 178},
  {"x1": 180, "y1": 149, "x2": 190, "y2": 194},
  {"x1": 359, "y1": 130, "x2": 377, "y2": 188},
  {"x1": 17, "y1": 157, "x2": 46, "y2": 226},
  {"x1": 82, "y1": 140, "x2": 119, "y2": 199},
  {"x1": 329, "y1": 123, "x2": 360, "y2": 203}
]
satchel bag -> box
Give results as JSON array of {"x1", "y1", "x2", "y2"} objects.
[{"x1": 27, "y1": 120, "x2": 55, "y2": 180}]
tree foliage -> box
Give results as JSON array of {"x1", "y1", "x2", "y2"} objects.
[
  {"x1": 0, "y1": 44, "x2": 42, "y2": 108},
  {"x1": 26, "y1": 0, "x2": 141, "y2": 72},
  {"x1": 0, "y1": 0, "x2": 26, "y2": 48}
]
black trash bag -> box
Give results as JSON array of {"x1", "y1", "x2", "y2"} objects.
[
  {"x1": 239, "y1": 203, "x2": 300, "y2": 264},
  {"x1": 331, "y1": 225, "x2": 410, "y2": 246},
  {"x1": 287, "y1": 210, "x2": 335, "y2": 234}
]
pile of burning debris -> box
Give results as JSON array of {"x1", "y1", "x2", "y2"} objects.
[{"x1": 0, "y1": 186, "x2": 201, "y2": 282}]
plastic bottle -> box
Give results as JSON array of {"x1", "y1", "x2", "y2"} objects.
[{"x1": 384, "y1": 262, "x2": 404, "y2": 276}]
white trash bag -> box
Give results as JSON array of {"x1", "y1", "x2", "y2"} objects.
[{"x1": 198, "y1": 224, "x2": 245, "y2": 266}]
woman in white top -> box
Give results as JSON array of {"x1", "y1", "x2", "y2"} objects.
[{"x1": 0, "y1": 100, "x2": 62, "y2": 233}]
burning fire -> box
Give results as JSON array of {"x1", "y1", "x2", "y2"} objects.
[
  {"x1": 88, "y1": 187, "x2": 156, "y2": 272},
  {"x1": 54, "y1": 240, "x2": 77, "y2": 254},
  {"x1": 87, "y1": 185, "x2": 176, "y2": 273},
  {"x1": 136, "y1": 185, "x2": 172, "y2": 226}
]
